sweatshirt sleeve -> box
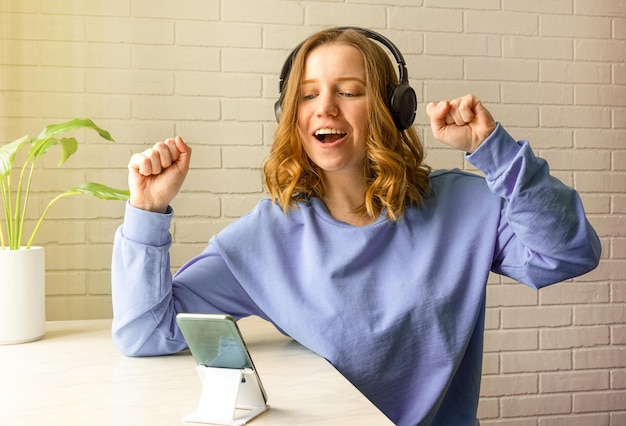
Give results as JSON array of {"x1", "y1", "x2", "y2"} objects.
[
  {"x1": 466, "y1": 124, "x2": 601, "y2": 288},
  {"x1": 111, "y1": 203, "x2": 182, "y2": 356},
  {"x1": 111, "y1": 203, "x2": 260, "y2": 357}
]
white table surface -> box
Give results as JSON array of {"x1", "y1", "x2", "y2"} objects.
[{"x1": 0, "y1": 316, "x2": 393, "y2": 425}]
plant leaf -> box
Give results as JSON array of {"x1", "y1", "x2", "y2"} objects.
[
  {"x1": 57, "y1": 137, "x2": 79, "y2": 166},
  {"x1": 28, "y1": 118, "x2": 113, "y2": 162},
  {"x1": 36, "y1": 118, "x2": 115, "y2": 143},
  {"x1": 28, "y1": 137, "x2": 79, "y2": 165},
  {"x1": 68, "y1": 182, "x2": 130, "y2": 201},
  {"x1": 0, "y1": 135, "x2": 29, "y2": 179}
]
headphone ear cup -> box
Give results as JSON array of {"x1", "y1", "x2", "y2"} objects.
[
  {"x1": 388, "y1": 83, "x2": 417, "y2": 131},
  {"x1": 274, "y1": 97, "x2": 283, "y2": 123}
]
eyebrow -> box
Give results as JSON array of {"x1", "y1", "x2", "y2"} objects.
[{"x1": 301, "y1": 77, "x2": 366, "y2": 85}]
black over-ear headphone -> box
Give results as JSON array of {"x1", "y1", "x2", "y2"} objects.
[{"x1": 274, "y1": 26, "x2": 417, "y2": 131}]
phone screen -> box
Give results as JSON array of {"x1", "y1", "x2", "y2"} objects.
[{"x1": 176, "y1": 313, "x2": 252, "y2": 369}]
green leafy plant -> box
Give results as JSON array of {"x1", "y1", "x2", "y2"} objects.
[{"x1": 0, "y1": 118, "x2": 130, "y2": 250}]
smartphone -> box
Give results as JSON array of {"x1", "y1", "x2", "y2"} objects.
[{"x1": 176, "y1": 313, "x2": 268, "y2": 403}]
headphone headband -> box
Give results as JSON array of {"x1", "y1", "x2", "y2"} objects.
[{"x1": 275, "y1": 26, "x2": 417, "y2": 130}]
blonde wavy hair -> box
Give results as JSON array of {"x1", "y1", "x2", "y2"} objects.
[{"x1": 263, "y1": 28, "x2": 431, "y2": 221}]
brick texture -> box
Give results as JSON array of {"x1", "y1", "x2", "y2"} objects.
[{"x1": 1, "y1": 1, "x2": 624, "y2": 424}]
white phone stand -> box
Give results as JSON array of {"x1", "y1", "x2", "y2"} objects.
[{"x1": 184, "y1": 365, "x2": 269, "y2": 425}]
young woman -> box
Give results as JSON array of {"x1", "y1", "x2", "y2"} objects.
[{"x1": 112, "y1": 27, "x2": 600, "y2": 425}]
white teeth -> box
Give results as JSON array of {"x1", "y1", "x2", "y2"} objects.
[{"x1": 314, "y1": 128, "x2": 346, "y2": 135}]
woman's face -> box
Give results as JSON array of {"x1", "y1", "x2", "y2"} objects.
[{"x1": 297, "y1": 43, "x2": 369, "y2": 178}]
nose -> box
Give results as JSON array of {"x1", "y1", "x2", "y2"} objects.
[{"x1": 315, "y1": 91, "x2": 339, "y2": 117}]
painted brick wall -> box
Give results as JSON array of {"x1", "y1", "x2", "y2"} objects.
[{"x1": 1, "y1": 1, "x2": 624, "y2": 424}]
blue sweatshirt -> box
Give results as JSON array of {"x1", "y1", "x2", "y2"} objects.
[{"x1": 111, "y1": 124, "x2": 600, "y2": 426}]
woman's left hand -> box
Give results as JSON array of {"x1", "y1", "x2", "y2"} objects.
[{"x1": 426, "y1": 94, "x2": 497, "y2": 153}]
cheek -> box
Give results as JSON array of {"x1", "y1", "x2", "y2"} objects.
[
  {"x1": 357, "y1": 106, "x2": 370, "y2": 130},
  {"x1": 353, "y1": 112, "x2": 370, "y2": 145},
  {"x1": 297, "y1": 121, "x2": 309, "y2": 148},
  {"x1": 296, "y1": 106, "x2": 309, "y2": 136}
]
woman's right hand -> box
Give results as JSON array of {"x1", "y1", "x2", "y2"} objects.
[{"x1": 127, "y1": 136, "x2": 191, "y2": 213}]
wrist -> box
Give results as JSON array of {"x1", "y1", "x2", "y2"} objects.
[{"x1": 129, "y1": 197, "x2": 169, "y2": 214}]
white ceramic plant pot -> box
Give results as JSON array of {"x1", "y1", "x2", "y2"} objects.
[{"x1": 0, "y1": 246, "x2": 46, "y2": 344}]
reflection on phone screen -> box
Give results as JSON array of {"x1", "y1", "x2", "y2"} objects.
[{"x1": 209, "y1": 336, "x2": 247, "y2": 368}]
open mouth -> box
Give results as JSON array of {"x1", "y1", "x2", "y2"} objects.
[{"x1": 314, "y1": 128, "x2": 348, "y2": 143}]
